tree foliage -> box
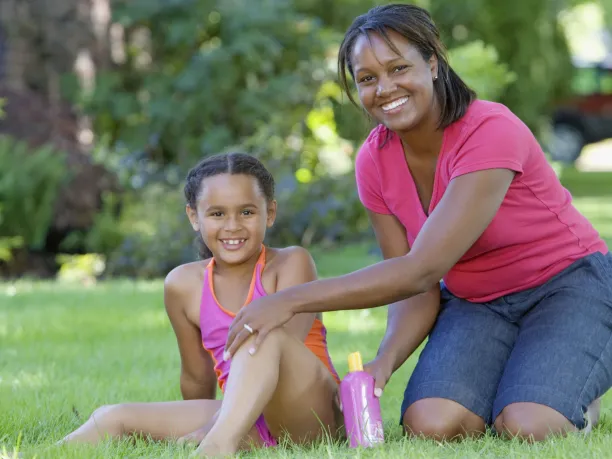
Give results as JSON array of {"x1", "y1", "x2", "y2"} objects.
[{"x1": 59, "y1": 0, "x2": 589, "y2": 277}]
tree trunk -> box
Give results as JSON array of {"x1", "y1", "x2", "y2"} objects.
[{"x1": 0, "y1": 0, "x2": 118, "y2": 277}]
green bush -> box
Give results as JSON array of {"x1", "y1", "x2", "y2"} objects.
[
  {"x1": 0, "y1": 204, "x2": 23, "y2": 262},
  {"x1": 0, "y1": 98, "x2": 18, "y2": 262},
  {"x1": 448, "y1": 40, "x2": 516, "y2": 101},
  {"x1": 0, "y1": 135, "x2": 68, "y2": 261},
  {"x1": 96, "y1": 184, "x2": 197, "y2": 278},
  {"x1": 80, "y1": 35, "x2": 517, "y2": 278},
  {"x1": 67, "y1": 0, "x2": 562, "y2": 278}
]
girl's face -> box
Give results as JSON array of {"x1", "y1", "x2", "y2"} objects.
[
  {"x1": 351, "y1": 29, "x2": 439, "y2": 134},
  {"x1": 187, "y1": 173, "x2": 276, "y2": 265}
]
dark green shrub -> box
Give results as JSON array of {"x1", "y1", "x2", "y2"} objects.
[{"x1": 0, "y1": 135, "x2": 68, "y2": 261}]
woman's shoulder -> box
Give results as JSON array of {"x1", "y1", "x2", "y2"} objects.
[
  {"x1": 446, "y1": 100, "x2": 535, "y2": 151},
  {"x1": 364, "y1": 123, "x2": 389, "y2": 143},
  {"x1": 461, "y1": 99, "x2": 528, "y2": 131},
  {"x1": 355, "y1": 124, "x2": 400, "y2": 170},
  {"x1": 358, "y1": 124, "x2": 391, "y2": 153}
]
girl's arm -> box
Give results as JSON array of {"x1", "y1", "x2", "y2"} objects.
[
  {"x1": 226, "y1": 168, "x2": 515, "y2": 355},
  {"x1": 276, "y1": 247, "x2": 319, "y2": 341},
  {"x1": 164, "y1": 267, "x2": 217, "y2": 400}
]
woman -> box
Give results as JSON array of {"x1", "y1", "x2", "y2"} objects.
[{"x1": 224, "y1": 4, "x2": 612, "y2": 442}]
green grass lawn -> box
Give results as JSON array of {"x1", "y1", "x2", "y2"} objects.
[
  {"x1": 558, "y1": 167, "x2": 612, "y2": 246},
  {"x1": 2, "y1": 168, "x2": 612, "y2": 458}
]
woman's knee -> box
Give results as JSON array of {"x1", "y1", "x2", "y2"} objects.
[
  {"x1": 402, "y1": 399, "x2": 486, "y2": 441},
  {"x1": 494, "y1": 402, "x2": 576, "y2": 441}
]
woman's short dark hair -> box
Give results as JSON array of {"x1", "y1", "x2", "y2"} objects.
[{"x1": 337, "y1": 4, "x2": 476, "y2": 129}]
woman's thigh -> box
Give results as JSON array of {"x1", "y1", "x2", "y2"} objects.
[
  {"x1": 493, "y1": 252, "x2": 612, "y2": 429},
  {"x1": 401, "y1": 289, "x2": 519, "y2": 425},
  {"x1": 261, "y1": 329, "x2": 342, "y2": 444}
]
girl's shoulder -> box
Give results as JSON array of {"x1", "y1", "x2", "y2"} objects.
[
  {"x1": 265, "y1": 246, "x2": 315, "y2": 270},
  {"x1": 263, "y1": 246, "x2": 317, "y2": 290},
  {"x1": 165, "y1": 260, "x2": 208, "y2": 288},
  {"x1": 163, "y1": 260, "x2": 208, "y2": 315}
]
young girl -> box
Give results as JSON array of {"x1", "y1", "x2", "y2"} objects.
[{"x1": 59, "y1": 153, "x2": 343, "y2": 456}]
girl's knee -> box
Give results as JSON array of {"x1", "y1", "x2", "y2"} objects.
[
  {"x1": 260, "y1": 327, "x2": 291, "y2": 346},
  {"x1": 90, "y1": 404, "x2": 128, "y2": 436},
  {"x1": 238, "y1": 327, "x2": 289, "y2": 356},
  {"x1": 403, "y1": 399, "x2": 485, "y2": 441}
]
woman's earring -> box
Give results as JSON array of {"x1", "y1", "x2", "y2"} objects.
[{"x1": 433, "y1": 75, "x2": 438, "y2": 81}]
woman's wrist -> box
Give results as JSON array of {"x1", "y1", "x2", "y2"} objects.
[
  {"x1": 284, "y1": 282, "x2": 318, "y2": 316},
  {"x1": 376, "y1": 342, "x2": 401, "y2": 367},
  {"x1": 285, "y1": 290, "x2": 304, "y2": 316}
]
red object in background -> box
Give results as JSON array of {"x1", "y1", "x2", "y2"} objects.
[{"x1": 549, "y1": 57, "x2": 612, "y2": 164}]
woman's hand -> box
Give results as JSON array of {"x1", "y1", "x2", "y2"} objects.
[
  {"x1": 364, "y1": 354, "x2": 395, "y2": 397},
  {"x1": 224, "y1": 296, "x2": 295, "y2": 359}
]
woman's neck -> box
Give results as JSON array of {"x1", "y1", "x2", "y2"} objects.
[
  {"x1": 396, "y1": 99, "x2": 444, "y2": 159},
  {"x1": 399, "y1": 129, "x2": 443, "y2": 160}
]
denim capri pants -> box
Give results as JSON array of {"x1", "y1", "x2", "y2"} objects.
[{"x1": 401, "y1": 251, "x2": 612, "y2": 429}]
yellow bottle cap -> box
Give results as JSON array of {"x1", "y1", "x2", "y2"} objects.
[{"x1": 347, "y1": 351, "x2": 363, "y2": 372}]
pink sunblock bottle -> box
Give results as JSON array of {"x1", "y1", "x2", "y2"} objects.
[{"x1": 339, "y1": 351, "x2": 385, "y2": 448}]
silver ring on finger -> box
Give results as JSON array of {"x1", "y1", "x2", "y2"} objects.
[{"x1": 244, "y1": 323, "x2": 254, "y2": 334}]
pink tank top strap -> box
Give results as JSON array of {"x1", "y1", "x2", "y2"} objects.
[
  {"x1": 198, "y1": 246, "x2": 267, "y2": 392},
  {"x1": 203, "y1": 246, "x2": 267, "y2": 317},
  {"x1": 253, "y1": 246, "x2": 267, "y2": 299},
  {"x1": 200, "y1": 249, "x2": 265, "y2": 328}
]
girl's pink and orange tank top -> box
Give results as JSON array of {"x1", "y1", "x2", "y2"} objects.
[{"x1": 199, "y1": 246, "x2": 339, "y2": 391}]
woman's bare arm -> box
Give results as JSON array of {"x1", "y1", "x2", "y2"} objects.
[
  {"x1": 225, "y1": 169, "x2": 515, "y2": 354},
  {"x1": 284, "y1": 169, "x2": 514, "y2": 311},
  {"x1": 368, "y1": 210, "x2": 440, "y2": 372}
]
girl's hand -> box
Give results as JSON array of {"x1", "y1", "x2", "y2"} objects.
[
  {"x1": 177, "y1": 409, "x2": 218, "y2": 447},
  {"x1": 224, "y1": 296, "x2": 295, "y2": 359},
  {"x1": 177, "y1": 424, "x2": 209, "y2": 446}
]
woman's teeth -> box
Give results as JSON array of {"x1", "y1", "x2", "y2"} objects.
[{"x1": 382, "y1": 97, "x2": 409, "y2": 112}]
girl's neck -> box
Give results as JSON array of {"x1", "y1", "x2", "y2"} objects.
[{"x1": 212, "y1": 246, "x2": 263, "y2": 278}]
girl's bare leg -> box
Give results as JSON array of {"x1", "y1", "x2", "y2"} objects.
[
  {"x1": 59, "y1": 399, "x2": 263, "y2": 449},
  {"x1": 197, "y1": 328, "x2": 342, "y2": 456}
]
